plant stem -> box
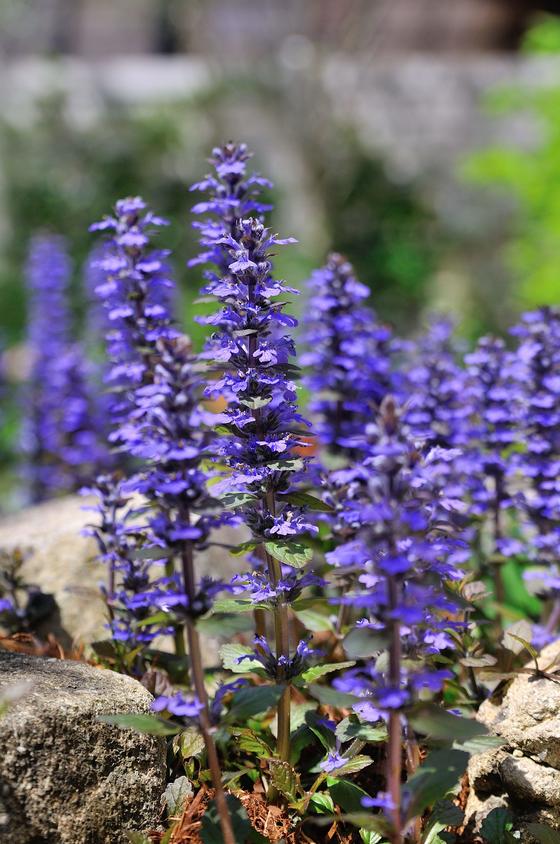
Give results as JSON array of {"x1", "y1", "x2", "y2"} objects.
[
  {"x1": 491, "y1": 472, "x2": 505, "y2": 629},
  {"x1": 180, "y1": 520, "x2": 235, "y2": 844},
  {"x1": 387, "y1": 574, "x2": 403, "y2": 844},
  {"x1": 265, "y1": 490, "x2": 291, "y2": 764}
]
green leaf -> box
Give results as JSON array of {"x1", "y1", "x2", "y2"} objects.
[
  {"x1": 91, "y1": 639, "x2": 118, "y2": 658},
  {"x1": 264, "y1": 540, "x2": 313, "y2": 568},
  {"x1": 502, "y1": 620, "x2": 533, "y2": 654},
  {"x1": 525, "y1": 824, "x2": 560, "y2": 844},
  {"x1": 232, "y1": 728, "x2": 272, "y2": 756},
  {"x1": 335, "y1": 716, "x2": 388, "y2": 744},
  {"x1": 300, "y1": 661, "x2": 356, "y2": 684},
  {"x1": 460, "y1": 655, "x2": 497, "y2": 668},
  {"x1": 201, "y1": 794, "x2": 267, "y2": 843},
  {"x1": 294, "y1": 607, "x2": 334, "y2": 632},
  {"x1": 132, "y1": 611, "x2": 171, "y2": 629},
  {"x1": 335, "y1": 755, "x2": 374, "y2": 776},
  {"x1": 266, "y1": 458, "x2": 304, "y2": 473},
  {"x1": 479, "y1": 807, "x2": 514, "y2": 843},
  {"x1": 197, "y1": 612, "x2": 254, "y2": 637},
  {"x1": 218, "y1": 492, "x2": 259, "y2": 509},
  {"x1": 227, "y1": 685, "x2": 285, "y2": 721},
  {"x1": 309, "y1": 791, "x2": 335, "y2": 814},
  {"x1": 343, "y1": 627, "x2": 388, "y2": 659},
  {"x1": 315, "y1": 813, "x2": 391, "y2": 836},
  {"x1": 97, "y1": 713, "x2": 180, "y2": 736},
  {"x1": 163, "y1": 775, "x2": 193, "y2": 817},
  {"x1": 268, "y1": 759, "x2": 301, "y2": 802},
  {"x1": 308, "y1": 684, "x2": 360, "y2": 709},
  {"x1": 130, "y1": 545, "x2": 174, "y2": 560},
  {"x1": 330, "y1": 778, "x2": 372, "y2": 814},
  {"x1": 239, "y1": 395, "x2": 272, "y2": 409},
  {"x1": 210, "y1": 598, "x2": 256, "y2": 614},
  {"x1": 432, "y1": 799, "x2": 464, "y2": 827},
  {"x1": 453, "y1": 734, "x2": 505, "y2": 755},
  {"x1": 174, "y1": 727, "x2": 205, "y2": 759},
  {"x1": 280, "y1": 491, "x2": 334, "y2": 512},
  {"x1": 409, "y1": 704, "x2": 489, "y2": 745},
  {"x1": 359, "y1": 831, "x2": 384, "y2": 844},
  {"x1": 230, "y1": 540, "x2": 258, "y2": 557},
  {"x1": 220, "y1": 643, "x2": 262, "y2": 674},
  {"x1": 404, "y1": 748, "x2": 469, "y2": 821},
  {"x1": 125, "y1": 834, "x2": 152, "y2": 844}
]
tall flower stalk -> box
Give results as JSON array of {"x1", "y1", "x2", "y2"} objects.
[
  {"x1": 302, "y1": 252, "x2": 401, "y2": 459},
  {"x1": 328, "y1": 398, "x2": 464, "y2": 841},
  {"x1": 91, "y1": 198, "x2": 235, "y2": 842},
  {"x1": 512, "y1": 308, "x2": 560, "y2": 635},
  {"x1": 23, "y1": 234, "x2": 110, "y2": 501},
  {"x1": 464, "y1": 336, "x2": 520, "y2": 621},
  {"x1": 190, "y1": 143, "x2": 317, "y2": 770}
]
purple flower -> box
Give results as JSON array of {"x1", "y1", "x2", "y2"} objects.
[
  {"x1": 151, "y1": 692, "x2": 204, "y2": 718},
  {"x1": 22, "y1": 235, "x2": 111, "y2": 501},
  {"x1": 302, "y1": 253, "x2": 404, "y2": 457},
  {"x1": 511, "y1": 309, "x2": 560, "y2": 599},
  {"x1": 320, "y1": 751, "x2": 349, "y2": 773},
  {"x1": 328, "y1": 397, "x2": 463, "y2": 716},
  {"x1": 189, "y1": 142, "x2": 318, "y2": 682},
  {"x1": 361, "y1": 792, "x2": 396, "y2": 811}
]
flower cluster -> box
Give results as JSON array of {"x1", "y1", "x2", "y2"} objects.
[
  {"x1": 327, "y1": 397, "x2": 464, "y2": 716},
  {"x1": 302, "y1": 253, "x2": 402, "y2": 457},
  {"x1": 83, "y1": 472, "x2": 164, "y2": 647},
  {"x1": 190, "y1": 144, "x2": 317, "y2": 612},
  {"x1": 23, "y1": 234, "x2": 110, "y2": 501},
  {"x1": 89, "y1": 197, "x2": 176, "y2": 442},
  {"x1": 511, "y1": 309, "x2": 560, "y2": 606}
]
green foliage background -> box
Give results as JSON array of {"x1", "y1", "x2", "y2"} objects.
[{"x1": 463, "y1": 15, "x2": 560, "y2": 309}]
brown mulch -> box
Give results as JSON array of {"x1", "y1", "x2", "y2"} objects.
[
  {"x1": 151, "y1": 786, "x2": 353, "y2": 844},
  {"x1": 0, "y1": 632, "x2": 86, "y2": 661}
]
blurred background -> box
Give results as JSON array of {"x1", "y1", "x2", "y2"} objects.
[{"x1": 1, "y1": 0, "x2": 560, "y2": 500}]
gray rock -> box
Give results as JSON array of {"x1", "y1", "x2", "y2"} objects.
[
  {"x1": 464, "y1": 790, "x2": 510, "y2": 833},
  {"x1": 0, "y1": 650, "x2": 166, "y2": 843},
  {"x1": 0, "y1": 494, "x2": 244, "y2": 655},
  {"x1": 466, "y1": 640, "x2": 560, "y2": 833},
  {"x1": 500, "y1": 755, "x2": 560, "y2": 806},
  {"x1": 0, "y1": 495, "x2": 106, "y2": 646},
  {"x1": 478, "y1": 639, "x2": 560, "y2": 769}
]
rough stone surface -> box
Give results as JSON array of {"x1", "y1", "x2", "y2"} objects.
[
  {"x1": 0, "y1": 494, "x2": 244, "y2": 654},
  {"x1": 500, "y1": 755, "x2": 560, "y2": 806},
  {"x1": 466, "y1": 640, "x2": 560, "y2": 834},
  {"x1": 477, "y1": 639, "x2": 560, "y2": 769},
  {"x1": 0, "y1": 651, "x2": 166, "y2": 843}
]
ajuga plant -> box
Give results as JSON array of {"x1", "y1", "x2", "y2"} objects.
[
  {"x1": 190, "y1": 142, "x2": 320, "y2": 768},
  {"x1": 325, "y1": 397, "x2": 465, "y2": 841},
  {"x1": 512, "y1": 308, "x2": 560, "y2": 637},
  {"x1": 22, "y1": 234, "x2": 110, "y2": 501},
  {"x1": 77, "y1": 145, "x2": 560, "y2": 844},
  {"x1": 463, "y1": 336, "x2": 521, "y2": 619},
  {"x1": 301, "y1": 252, "x2": 402, "y2": 458},
  {"x1": 89, "y1": 197, "x2": 236, "y2": 843}
]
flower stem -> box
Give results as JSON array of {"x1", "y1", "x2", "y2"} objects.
[
  {"x1": 180, "y1": 525, "x2": 234, "y2": 844},
  {"x1": 491, "y1": 472, "x2": 505, "y2": 629},
  {"x1": 387, "y1": 574, "x2": 403, "y2": 844}
]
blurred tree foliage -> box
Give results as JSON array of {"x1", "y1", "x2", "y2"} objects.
[
  {"x1": 463, "y1": 16, "x2": 560, "y2": 308},
  {"x1": 310, "y1": 126, "x2": 437, "y2": 326},
  {"x1": 0, "y1": 92, "x2": 208, "y2": 347},
  {"x1": 0, "y1": 83, "x2": 440, "y2": 502}
]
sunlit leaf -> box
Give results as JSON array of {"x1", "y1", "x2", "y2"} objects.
[
  {"x1": 97, "y1": 713, "x2": 179, "y2": 736},
  {"x1": 264, "y1": 540, "x2": 313, "y2": 568},
  {"x1": 404, "y1": 748, "x2": 469, "y2": 821},
  {"x1": 220, "y1": 643, "x2": 262, "y2": 674},
  {"x1": 300, "y1": 661, "x2": 355, "y2": 684}
]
